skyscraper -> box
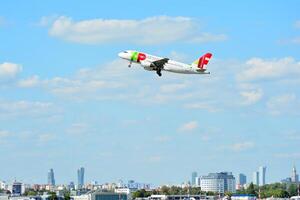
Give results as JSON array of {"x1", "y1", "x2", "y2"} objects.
[
  {"x1": 291, "y1": 165, "x2": 299, "y2": 183},
  {"x1": 259, "y1": 166, "x2": 266, "y2": 186},
  {"x1": 47, "y1": 169, "x2": 55, "y2": 186},
  {"x1": 237, "y1": 173, "x2": 247, "y2": 185},
  {"x1": 253, "y1": 171, "x2": 259, "y2": 185},
  {"x1": 77, "y1": 167, "x2": 85, "y2": 188},
  {"x1": 191, "y1": 172, "x2": 198, "y2": 186}
]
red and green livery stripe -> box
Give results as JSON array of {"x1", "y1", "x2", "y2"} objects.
[{"x1": 131, "y1": 51, "x2": 146, "y2": 62}]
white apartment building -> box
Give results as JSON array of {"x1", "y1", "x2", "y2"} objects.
[{"x1": 200, "y1": 172, "x2": 236, "y2": 194}]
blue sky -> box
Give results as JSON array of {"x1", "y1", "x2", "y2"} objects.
[{"x1": 0, "y1": 0, "x2": 300, "y2": 185}]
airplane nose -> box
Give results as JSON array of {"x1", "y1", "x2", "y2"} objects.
[
  {"x1": 118, "y1": 52, "x2": 128, "y2": 59},
  {"x1": 118, "y1": 52, "x2": 124, "y2": 58}
]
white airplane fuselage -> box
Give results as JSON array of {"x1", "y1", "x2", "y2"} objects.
[{"x1": 118, "y1": 50, "x2": 212, "y2": 76}]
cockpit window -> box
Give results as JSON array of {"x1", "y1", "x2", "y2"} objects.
[{"x1": 123, "y1": 51, "x2": 128, "y2": 53}]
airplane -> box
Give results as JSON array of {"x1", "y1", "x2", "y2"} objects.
[{"x1": 118, "y1": 50, "x2": 212, "y2": 77}]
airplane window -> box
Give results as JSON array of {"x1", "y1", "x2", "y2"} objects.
[{"x1": 123, "y1": 51, "x2": 128, "y2": 53}]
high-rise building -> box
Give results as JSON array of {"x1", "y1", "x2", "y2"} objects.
[
  {"x1": 8, "y1": 181, "x2": 25, "y2": 196},
  {"x1": 195, "y1": 177, "x2": 201, "y2": 186},
  {"x1": 77, "y1": 167, "x2": 85, "y2": 188},
  {"x1": 253, "y1": 171, "x2": 259, "y2": 185},
  {"x1": 237, "y1": 173, "x2": 247, "y2": 185},
  {"x1": 291, "y1": 165, "x2": 299, "y2": 183},
  {"x1": 69, "y1": 181, "x2": 75, "y2": 190},
  {"x1": 191, "y1": 172, "x2": 198, "y2": 186},
  {"x1": 47, "y1": 168, "x2": 55, "y2": 186},
  {"x1": 200, "y1": 172, "x2": 236, "y2": 193},
  {"x1": 259, "y1": 166, "x2": 266, "y2": 186}
]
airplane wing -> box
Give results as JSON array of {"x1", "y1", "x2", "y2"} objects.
[{"x1": 151, "y1": 58, "x2": 169, "y2": 70}]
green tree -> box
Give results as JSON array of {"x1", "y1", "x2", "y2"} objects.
[
  {"x1": 132, "y1": 189, "x2": 151, "y2": 199},
  {"x1": 48, "y1": 192, "x2": 58, "y2": 200},
  {"x1": 225, "y1": 191, "x2": 232, "y2": 197},
  {"x1": 24, "y1": 190, "x2": 38, "y2": 196},
  {"x1": 160, "y1": 186, "x2": 170, "y2": 195},
  {"x1": 190, "y1": 187, "x2": 202, "y2": 195},
  {"x1": 64, "y1": 190, "x2": 71, "y2": 200},
  {"x1": 288, "y1": 184, "x2": 298, "y2": 197},
  {"x1": 246, "y1": 183, "x2": 257, "y2": 196}
]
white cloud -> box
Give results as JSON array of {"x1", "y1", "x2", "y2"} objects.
[
  {"x1": 14, "y1": 56, "x2": 300, "y2": 117},
  {"x1": 0, "y1": 130, "x2": 11, "y2": 138},
  {"x1": 237, "y1": 57, "x2": 300, "y2": 81},
  {"x1": 275, "y1": 153, "x2": 300, "y2": 159},
  {"x1": 184, "y1": 101, "x2": 220, "y2": 112},
  {"x1": 189, "y1": 33, "x2": 227, "y2": 43},
  {"x1": 240, "y1": 88, "x2": 263, "y2": 105},
  {"x1": 229, "y1": 142, "x2": 255, "y2": 151},
  {"x1": 0, "y1": 100, "x2": 56, "y2": 118},
  {"x1": 178, "y1": 121, "x2": 198, "y2": 132},
  {"x1": 17, "y1": 75, "x2": 39, "y2": 88},
  {"x1": 266, "y1": 94, "x2": 299, "y2": 115},
  {"x1": 0, "y1": 62, "x2": 22, "y2": 79},
  {"x1": 66, "y1": 123, "x2": 89, "y2": 135},
  {"x1": 160, "y1": 83, "x2": 187, "y2": 93},
  {"x1": 48, "y1": 16, "x2": 227, "y2": 45}
]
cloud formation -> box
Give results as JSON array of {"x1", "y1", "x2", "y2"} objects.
[
  {"x1": 237, "y1": 57, "x2": 300, "y2": 81},
  {"x1": 240, "y1": 88, "x2": 263, "y2": 105},
  {"x1": 0, "y1": 130, "x2": 11, "y2": 138},
  {"x1": 17, "y1": 75, "x2": 40, "y2": 88},
  {"x1": 266, "y1": 94, "x2": 299, "y2": 116},
  {"x1": 47, "y1": 16, "x2": 227, "y2": 45},
  {"x1": 229, "y1": 142, "x2": 255, "y2": 151},
  {"x1": 178, "y1": 121, "x2": 198, "y2": 132},
  {"x1": 0, "y1": 62, "x2": 22, "y2": 79},
  {"x1": 0, "y1": 100, "x2": 57, "y2": 118}
]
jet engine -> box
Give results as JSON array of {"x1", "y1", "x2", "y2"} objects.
[{"x1": 141, "y1": 61, "x2": 153, "y2": 71}]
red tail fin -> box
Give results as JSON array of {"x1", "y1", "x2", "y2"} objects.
[{"x1": 194, "y1": 53, "x2": 212, "y2": 71}]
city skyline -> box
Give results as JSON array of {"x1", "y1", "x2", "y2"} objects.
[
  {"x1": 0, "y1": 0, "x2": 300, "y2": 185},
  {"x1": 1, "y1": 165, "x2": 297, "y2": 186}
]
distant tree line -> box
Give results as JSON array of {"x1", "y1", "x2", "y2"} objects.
[
  {"x1": 234, "y1": 182, "x2": 299, "y2": 198},
  {"x1": 132, "y1": 186, "x2": 217, "y2": 199},
  {"x1": 132, "y1": 183, "x2": 300, "y2": 199}
]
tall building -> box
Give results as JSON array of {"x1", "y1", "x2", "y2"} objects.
[
  {"x1": 195, "y1": 177, "x2": 201, "y2": 186},
  {"x1": 200, "y1": 172, "x2": 236, "y2": 193},
  {"x1": 69, "y1": 181, "x2": 75, "y2": 190},
  {"x1": 191, "y1": 172, "x2": 198, "y2": 186},
  {"x1": 253, "y1": 171, "x2": 259, "y2": 185},
  {"x1": 259, "y1": 166, "x2": 266, "y2": 186},
  {"x1": 47, "y1": 168, "x2": 55, "y2": 186},
  {"x1": 237, "y1": 173, "x2": 247, "y2": 185},
  {"x1": 8, "y1": 182, "x2": 25, "y2": 196},
  {"x1": 291, "y1": 165, "x2": 299, "y2": 183},
  {"x1": 77, "y1": 167, "x2": 85, "y2": 188}
]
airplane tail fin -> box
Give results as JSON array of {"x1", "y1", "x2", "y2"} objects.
[{"x1": 192, "y1": 53, "x2": 213, "y2": 71}]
